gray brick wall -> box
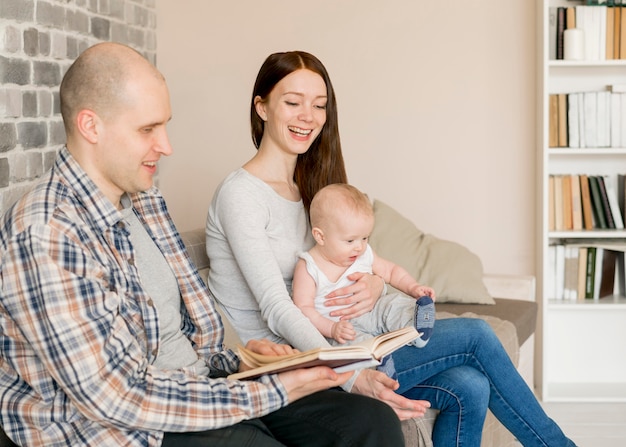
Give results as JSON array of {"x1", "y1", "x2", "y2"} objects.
[{"x1": 0, "y1": 0, "x2": 157, "y2": 216}]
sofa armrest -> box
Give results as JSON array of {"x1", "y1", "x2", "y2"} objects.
[{"x1": 483, "y1": 274, "x2": 536, "y2": 302}]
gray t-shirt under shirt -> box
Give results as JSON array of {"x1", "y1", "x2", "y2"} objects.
[{"x1": 121, "y1": 196, "x2": 209, "y2": 375}]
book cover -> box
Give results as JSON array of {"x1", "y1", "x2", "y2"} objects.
[
  {"x1": 622, "y1": 5, "x2": 626, "y2": 59},
  {"x1": 557, "y1": 7, "x2": 566, "y2": 60},
  {"x1": 549, "y1": 175, "x2": 556, "y2": 231},
  {"x1": 570, "y1": 174, "x2": 583, "y2": 230},
  {"x1": 618, "y1": 174, "x2": 626, "y2": 222},
  {"x1": 607, "y1": 5, "x2": 615, "y2": 60},
  {"x1": 603, "y1": 175, "x2": 625, "y2": 229},
  {"x1": 583, "y1": 91, "x2": 597, "y2": 148},
  {"x1": 228, "y1": 327, "x2": 420, "y2": 380},
  {"x1": 597, "y1": 91, "x2": 611, "y2": 147},
  {"x1": 580, "y1": 174, "x2": 595, "y2": 230},
  {"x1": 614, "y1": 4, "x2": 622, "y2": 59},
  {"x1": 555, "y1": 244, "x2": 566, "y2": 300},
  {"x1": 562, "y1": 175, "x2": 573, "y2": 230},
  {"x1": 563, "y1": 245, "x2": 580, "y2": 300},
  {"x1": 554, "y1": 175, "x2": 564, "y2": 231},
  {"x1": 588, "y1": 176, "x2": 609, "y2": 229},
  {"x1": 549, "y1": 95, "x2": 559, "y2": 148},
  {"x1": 558, "y1": 93, "x2": 568, "y2": 147},
  {"x1": 585, "y1": 246, "x2": 597, "y2": 299},
  {"x1": 568, "y1": 93, "x2": 580, "y2": 148},
  {"x1": 611, "y1": 91, "x2": 621, "y2": 148},
  {"x1": 549, "y1": 7, "x2": 558, "y2": 60},
  {"x1": 598, "y1": 249, "x2": 617, "y2": 299},
  {"x1": 593, "y1": 247, "x2": 605, "y2": 299},
  {"x1": 596, "y1": 175, "x2": 616, "y2": 228},
  {"x1": 577, "y1": 246, "x2": 588, "y2": 301}
]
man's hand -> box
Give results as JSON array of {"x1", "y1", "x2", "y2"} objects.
[
  {"x1": 238, "y1": 339, "x2": 299, "y2": 373},
  {"x1": 331, "y1": 320, "x2": 356, "y2": 344},
  {"x1": 352, "y1": 369, "x2": 431, "y2": 420},
  {"x1": 278, "y1": 367, "x2": 353, "y2": 403},
  {"x1": 325, "y1": 272, "x2": 384, "y2": 320}
]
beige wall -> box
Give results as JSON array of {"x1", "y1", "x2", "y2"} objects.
[{"x1": 156, "y1": 1, "x2": 537, "y2": 277}]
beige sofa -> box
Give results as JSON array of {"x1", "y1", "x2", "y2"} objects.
[{"x1": 181, "y1": 198, "x2": 537, "y2": 447}]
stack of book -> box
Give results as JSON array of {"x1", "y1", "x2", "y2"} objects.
[
  {"x1": 549, "y1": 87, "x2": 626, "y2": 149},
  {"x1": 548, "y1": 242, "x2": 626, "y2": 300},
  {"x1": 549, "y1": 174, "x2": 626, "y2": 231},
  {"x1": 550, "y1": 3, "x2": 626, "y2": 61}
]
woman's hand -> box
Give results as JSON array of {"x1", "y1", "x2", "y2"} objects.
[
  {"x1": 351, "y1": 369, "x2": 431, "y2": 420},
  {"x1": 325, "y1": 272, "x2": 384, "y2": 320}
]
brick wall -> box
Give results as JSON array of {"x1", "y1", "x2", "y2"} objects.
[{"x1": 0, "y1": 0, "x2": 157, "y2": 216}]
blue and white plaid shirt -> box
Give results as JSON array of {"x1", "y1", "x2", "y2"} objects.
[{"x1": 0, "y1": 147, "x2": 286, "y2": 446}]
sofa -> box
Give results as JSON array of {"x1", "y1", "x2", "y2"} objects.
[
  {"x1": 0, "y1": 200, "x2": 537, "y2": 447},
  {"x1": 180, "y1": 198, "x2": 538, "y2": 447}
]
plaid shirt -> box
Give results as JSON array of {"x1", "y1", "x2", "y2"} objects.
[{"x1": 0, "y1": 148, "x2": 287, "y2": 446}]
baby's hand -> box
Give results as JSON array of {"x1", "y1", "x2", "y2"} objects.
[
  {"x1": 331, "y1": 320, "x2": 356, "y2": 344},
  {"x1": 410, "y1": 285, "x2": 436, "y2": 300}
]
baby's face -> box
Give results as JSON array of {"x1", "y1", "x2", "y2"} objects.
[{"x1": 318, "y1": 211, "x2": 374, "y2": 268}]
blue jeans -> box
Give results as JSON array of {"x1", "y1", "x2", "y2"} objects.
[{"x1": 391, "y1": 318, "x2": 576, "y2": 447}]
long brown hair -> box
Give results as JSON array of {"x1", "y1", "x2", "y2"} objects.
[{"x1": 250, "y1": 51, "x2": 347, "y2": 212}]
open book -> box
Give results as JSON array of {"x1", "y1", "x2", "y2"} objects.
[{"x1": 228, "y1": 326, "x2": 420, "y2": 380}]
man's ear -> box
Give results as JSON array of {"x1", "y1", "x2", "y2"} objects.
[
  {"x1": 75, "y1": 109, "x2": 100, "y2": 144},
  {"x1": 311, "y1": 227, "x2": 325, "y2": 245},
  {"x1": 254, "y1": 96, "x2": 267, "y2": 121}
]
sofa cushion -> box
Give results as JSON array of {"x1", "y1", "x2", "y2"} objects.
[{"x1": 369, "y1": 200, "x2": 495, "y2": 305}]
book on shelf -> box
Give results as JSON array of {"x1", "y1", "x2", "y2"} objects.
[
  {"x1": 598, "y1": 248, "x2": 618, "y2": 299},
  {"x1": 614, "y1": 3, "x2": 622, "y2": 60},
  {"x1": 553, "y1": 175, "x2": 565, "y2": 231},
  {"x1": 603, "y1": 175, "x2": 625, "y2": 229},
  {"x1": 607, "y1": 4, "x2": 615, "y2": 60},
  {"x1": 618, "y1": 174, "x2": 626, "y2": 222},
  {"x1": 588, "y1": 176, "x2": 609, "y2": 229},
  {"x1": 577, "y1": 246, "x2": 589, "y2": 301},
  {"x1": 570, "y1": 174, "x2": 584, "y2": 230},
  {"x1": 549, "y1": 94, "x2": 559, "y2": 148},
  {"x1": 549, "y1": 175, "x2": 556, "y2": 231},
  {"x1": 563, "y1": 244, "x2": 580, "y2": 300},
  {"x1": 556, "y1": 7, "x2": 566, "y2": 60},
  {"x1": 562, "y1": 175, "x2": 574, "y2": 230},
  {"x1": 228, "y1": 326, "x2": 419, "y2": 380},
  {"x1": 596, "y1": 175, "x2": 617, "y2": 229},
  {"x1": 551, "y1": 4, "x2": 626, "y2": 62},
  {"x1": 550, "y1": 243, "x2": 624, "y2": 301},
  {"x1": 579, "y1": 174, "x2": 595, "y2": 230},
  {"x1": 585, "y1": 246, "x2": 597, "y2": 299},
  {"x1": 558, "y1": 93, "x2": 569, "y2": 147},
  {"x1": 567, "y1": 92, "x2": 580, "y2": 148},
  {"x1": 622, "y1": 3, "x2": 626, "y2": 59}
]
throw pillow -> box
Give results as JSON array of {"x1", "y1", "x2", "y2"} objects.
[{"x1": 369, "y1": 200, "x2": 495, "y2": 305}]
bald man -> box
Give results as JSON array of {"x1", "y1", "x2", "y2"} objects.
[{"x1": 0, "y1": 43, "x2": 403, "y2": 447}]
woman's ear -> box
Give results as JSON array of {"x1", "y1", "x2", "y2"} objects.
[
  {"x1": 311, "y1": 227, "x2": 325, "y2": 245},
  {"x1": 75, "y1": 109, "x2": 99, "y2": 144},
  {"x1": 254, "y1": 96, "x2": 267, "y2": 121}
]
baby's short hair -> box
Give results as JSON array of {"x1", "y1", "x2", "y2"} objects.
[{"x1": 310, "y1": 183, "x2": 373, "y2": 228}]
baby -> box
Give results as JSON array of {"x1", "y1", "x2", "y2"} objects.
[{"x1": 292, "y1": 183, "x2": 436, "y2": 348}]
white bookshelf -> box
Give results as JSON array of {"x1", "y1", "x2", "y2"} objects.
[{"x1": 538, "y1": 0, "x2": 626, "y2": 402}]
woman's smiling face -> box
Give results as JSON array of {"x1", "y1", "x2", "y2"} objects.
[{"x1": 255, "y1": 68, "x2": 328, "y2": 156}]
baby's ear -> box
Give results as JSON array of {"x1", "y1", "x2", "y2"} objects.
[{"x1": 311, "y1": 227, "x2": 325, "y2": 245}]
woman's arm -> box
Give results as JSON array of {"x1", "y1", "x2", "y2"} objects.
[{"x1": 209, "y1": 175, "x2": 330, "y2": 351}]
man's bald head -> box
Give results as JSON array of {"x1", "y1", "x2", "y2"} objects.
[{"x1": 60, "y1": 42, "x2": 164, "y2": 135}]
